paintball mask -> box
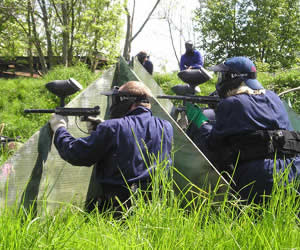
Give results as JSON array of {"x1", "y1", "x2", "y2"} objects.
[
  {"x1": 185, "y1": 41, "x2": 194, "y2": 55},
  {"x1": 209, "y1": 57, "x2": 263, "y2": 98},
  {"x1": 102, "y1": 86, "x2": 149, "y2": 119}
]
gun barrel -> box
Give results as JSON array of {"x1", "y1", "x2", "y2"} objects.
[
  {"x1": 157, "y1": 95, "x2": 220, "y2": 104},
  {"x1": 55, "y1": 106, "x2": 100, "y2": 116},
  {"x1": 24, "y1": 109, "x2": 55, "y2": 113},
  {"x1": 24, "y1": 106, "x2": 100, "y2": 117}
]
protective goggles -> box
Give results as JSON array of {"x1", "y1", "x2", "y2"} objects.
[
  {"x1": 102, "y1": 86, "x2": 149, "y2": 106},
  {"x1": 217, "y1": 71, "x2": 257, "y2": 83}
]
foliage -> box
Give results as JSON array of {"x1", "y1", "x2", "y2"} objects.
[
  {"x1": 73, "y1": 0, "x2": 124, "y2": 65},
  {"x1": 265, "y1": 68, "x2": 300, "y2": 112},
  {"x1": 154, "y1": 72, "x2": 216, "y2": 96},
  {"x1": 0, "y1": 0, "x2": 124, "y2": 67},
  {"x1": 0, "y1": 64, "x2": 99, "y2": 142},
  {"x1": 155, "y1": 68, "x2": 300, "y2": 113},
  {"x1": 0, "y1": 161, "x2": 299, "y2": 249},
  {"x1": 193, "y1": 0, "x2": 300, "y2": 70}
]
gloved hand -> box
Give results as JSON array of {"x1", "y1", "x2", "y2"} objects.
[
  {"x1": 49, "y1": 114, "x2": 68, "y2": 133},
  {"x1": 186, "y1": 102, "x2": 208, "y2": 128},
  {"x1": 84, "y1": 116, "x2": 104, "y2": 134}
]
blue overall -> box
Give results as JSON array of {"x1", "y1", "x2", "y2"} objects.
[
  {"x1": 53, "y1": 107, "x2": 173, "y2": 209},
  {"x1": 180, "y1": 50, "x2": 204, "y2": 71},
  {"x1": 143, "y1": 60, "x2": 153, "y2": 75},
  {"x1": 196, "y1": 90, "x2": 300, "y2": 202}
]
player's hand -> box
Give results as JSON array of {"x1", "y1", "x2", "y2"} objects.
[
  {"x1": 49, "y1": 114, "x2": 68, "y2": 133},
  {"x1": 85, "y1": 116, "x2": 104, "y2": 134}
]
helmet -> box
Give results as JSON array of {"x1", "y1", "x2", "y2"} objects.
[
  {"x1": 185, "y1": 41, "x2": 194, "y2": 54},
  {"x1": 209, "y1": 57, "x2": 263, "y2": 98}
]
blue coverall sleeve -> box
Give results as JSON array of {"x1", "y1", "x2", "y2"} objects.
[
  {"x1": 179, "y1": 55, "x2": 186, "y2": 71},
  {"x1": 53, "y1": 124, "x2": 114, "y2": 167},
  {"x1": 144, "y1": 60, "x2": 153, "y2": 74},
  {"x1": 198, "y1": 98, "x2": 236, "y2": 151},
  {"x1": 191, "y1": 50, "x2": 203, "y2": 68}
]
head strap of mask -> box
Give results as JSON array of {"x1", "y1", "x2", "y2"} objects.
[
  {"x1": 215, "y1": 66, "x2": 257, "y2": 98},
  {"x1": 106, "y1": 86, "x2": 149, "y2": 119},
  {"x1": 221, "y1": 71, "x2": 257, "y2": 81},
  {"x1": 110, "y1": 86, "x2": 149, "y2": 104}
]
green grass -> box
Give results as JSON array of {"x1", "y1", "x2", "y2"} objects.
[
  {"x1": 0, "y1": 161, "x2": 299, "y2": 249},
  {"x1": 0, "y1": 63, "x2": 100, "y2": 141},
  {"x1": 0, "y1": 66, "x2": 299, "y2": 249}
]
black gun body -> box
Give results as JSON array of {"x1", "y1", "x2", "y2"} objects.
[
  {"x1": 24, "y1": 106, "x2": 100, "y2": 120},
  {"x1": 157, "y1": 95, "x2": 220, "y2": 105}
]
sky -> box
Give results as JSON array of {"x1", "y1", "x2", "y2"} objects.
[{"x1": 122, "y1": 0, "x2": 201, "y2": 73}]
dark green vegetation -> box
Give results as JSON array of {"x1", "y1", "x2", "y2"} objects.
[
  {"x1": 0, "y1": 64, "x2": 298, "y2": 163},
  {"x1": 0, "y1": 63, "x2": 100, "y2": 143},
  {"x1": 0, "y1": 65, "x2": 299, "y2": 249},
  {"x1": 0, "y1": 162, "x2": 299, "y2": 249},
  {"x1": 0, "y1": 0, "x2": 123, "y2": 73},
  {"x1": 154, "y1": 68, "x2": 300, "y2": 113},
  {"x1": 194, "y1": 0, "x2": 300, "y2": 70}
]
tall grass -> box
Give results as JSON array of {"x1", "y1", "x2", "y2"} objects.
[
  {"x1": 0, "y1": 65, "x2": 299, "y2": 249},
  {"x1": 0, "y1": 159, "x2": 299, "y2": 249},
  {"x1": 0, "y1": 63, "x2": 100, "y2": 141}
]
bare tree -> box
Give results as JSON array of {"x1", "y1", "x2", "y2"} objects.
[
  {"x1": 122, "y1": 0, "x2": 161, "y2": 61},
  {"x1": 156, "y1": 0, "x2": 198, "y2": 70},
  {"x1": 51, "y1": 0, "x2": 77, "y2": 67},
  {"x1": 37, "y1": 0, "x2": 54, "y2": 69},
  {"x1": 28, "y1": 0, "x2": 48, "y2": 73}
]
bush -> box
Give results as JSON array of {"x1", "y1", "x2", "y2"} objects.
[
  {"x1": 0, "y1": 64, "x2": 100, "y2": 141},
  {"x1": 154, "y1": 68, "x2": 300, "y2": 113},
  {"x1": 265, "y1": 69, "x2": 300, "y2": 113}
]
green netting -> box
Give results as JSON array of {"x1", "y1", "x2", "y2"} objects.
[
  {"x1": 0, "y1": 67, "x2": 116, "y2": 211},
  {"x1": 0, "y1": 57, "x2": 228, "y2": 212},
  {"x1": 283, "y1": 101, "x2": 300, "y2": 132},
  {"x1": 131, "y1": 57, "x2": 228, "y2": 200}
]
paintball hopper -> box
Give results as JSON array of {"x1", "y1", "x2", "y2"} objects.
[
  {"x1": 177, "y1": 67, "x2": 213, "y2": 87},
  {"x1": 46, "y1": 78, "x2": 83, "y2": 106},
  {"x1": 171, "y1": 84, "x2": 201, "y2": 96}
]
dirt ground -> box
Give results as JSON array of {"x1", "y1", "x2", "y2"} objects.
[{"x1": 0, "y1": 71, "x2": 41, "y2": 79}]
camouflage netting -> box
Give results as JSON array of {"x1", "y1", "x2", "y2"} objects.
[{"x1": 0, "y1": 57, "x2": 227, "y2": 212}]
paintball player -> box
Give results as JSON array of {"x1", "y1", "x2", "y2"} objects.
[
  {"x1": 179, "y1": 41, "x2": 204, "y2": 71},
  {"x1": 185, "y1": 56, "x2": 300, "y2": 203},
  {"x1": 49, "y1": 81, "x2": 173, "y2": 213},
  {"x1": 136, "y1": 51, "x2": 154, "y2": 75}
]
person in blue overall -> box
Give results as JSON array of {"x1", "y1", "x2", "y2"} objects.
[
  {"x1": 136, "y1": 51, "x2": 154, "y2": 75},
  {"x1": 186, "y1": 57, "x2": 300, "y2": 203},
  {"x1": 49, "y1": 81, "x2": 173, "y2": 213},
  {"x1": 179, "y1": 41, "x2": 204, "y2": 71}
]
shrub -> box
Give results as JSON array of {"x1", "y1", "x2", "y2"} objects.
[{"x1": 0, "y1": 64, "x2": 100, "y2": 141}]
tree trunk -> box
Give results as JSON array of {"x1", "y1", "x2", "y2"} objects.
[
  {"x1": 26, "y1": 1, "x2": 34, "y2": 76},
  {"x1": 38, "y1": 0, "x2": 54, "y2": 69},
  {"x1": 68, "y1": 1, "x2": 76, "y2": 65},
  {"x1": 167, "y1": 19, "x2": 180, "y2": 67},
  {"x1": 123, "y1": 5, "x2": 133, "y2": 61},
  {"x1": 62, "y1": 2, "x2": 69, "y2": 67},
  {"x1": 29, "y1": 1, "x2": 48, "y2": 74},
  {"x1": 123, "y1": 0, "x2": 160, "y2": 61}
]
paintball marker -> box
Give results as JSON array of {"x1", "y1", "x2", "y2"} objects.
[
  {"x1": 157, "y1": 67, "x2": 219, "y2": 129},
  {"x1": 157, "y1": 92, "x2": 220, "y2": 106},
  {"x1": 24, "y1": 78, "x2": 100, "y2": 122}
]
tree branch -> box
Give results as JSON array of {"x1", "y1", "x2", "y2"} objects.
[{"x1": 130, "y1": 0, "x2": 160, "y2": 42}]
